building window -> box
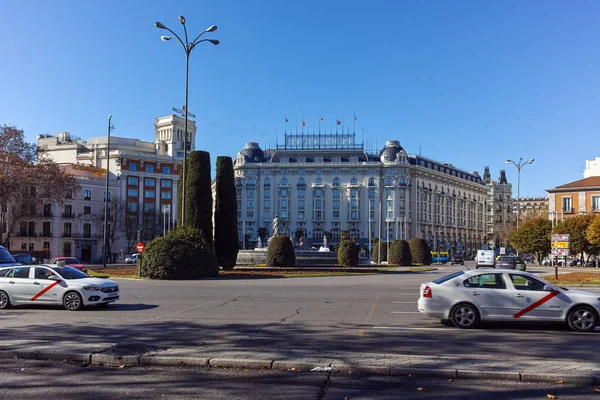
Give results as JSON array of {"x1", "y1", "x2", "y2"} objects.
[
  {"x1": 281, "y1": 178, "x2": 288, "y2": 186},
  {"x1": 146, "y1": 165, "x2": 154, "y2": 173},
  {"x1": 593, "y1": 196, "x2": 600, "y2": 211},
  {"x1": 127, "y1": 202, "x2": 138, "y2": 212},
  {"x1": 351, "y1": 178, "x2": 357, "y2": 185},
  {"x1": 333, "y1": 189, "x2": 340, "y2": 199},
  {"x1": 127, "y1": 189, "x2": 138, "y2": 197},
  {"x1": 63, "y1": 222, "x2": 72, "y2": 237},
  {"x1": 161, "y1": 191, "x2": 172, "y2": 199},
  {"x1": 128, "y1": 176, "x2": 138, "y2": 185},
  {"x1": 161, "y1": 180, "x2": 172, "y2": 188},
  {"x1": 163, "y1": 166, "x2": 171, "y2": 174},
  {"x1": 144, "y1": 203, "x2": 155, "y2": 213},
  {"x1": 562, "y1": 197, "x2": 572, "y2": 212},
  {"x1": 298, "y1": 199, "x2": 304, "y2": 209},
  {"x1": 264, "y1": 178, "x2": 271, "y2": 187},
  {"x1": 368, "y1": 177, "x2": 375, "y2": 186},
  {"x1": 298, "y1": 211, "x2": 304, "y2": 220},
  {"x1": 145, "y1": 178, "x2": 155, "y2": 187},
  {"x1": 247, "y1": 190, "x2": 254, "y2": 198},
  {"x1": 63, "y1": 242, "x2": 72, "y2": 257},
  {"x1": 83, "y1": 206, "x2": 91, "y2": 215},
  {"x1": 43, "y1": 204, "x2": 52, "y2": 217},
  {"x1": 316, "y1": 178, "x2": 322, "y2": 185},
  {"x1": 83, "y1": 190, "x2": 92, "y2": 201},
  {"x1": 281, "y1": 189, "x2": 288, "y2": 198},
  {"x1": 129, "y1": 163, "x2": 137, "y2": 171},
  {"x1": 298, "y1": 177, "x2": 305, "y2": 186},
  {"x1": 264, "y1": 189, "x2": 270, "y2": 198},
  {"x1": 298, "y1": 189, "x2": 305, "y2": 198},
  {"x1": 63, "y1": 204, "x2": 73, "y2": 218},
  {"x1": 333, "y1": 178, "x2": 340, "y2": 187},
  {"x1": 43, "y1": 222, "x2": 51, "y2": 237},
  {"x1": 103, "y1": 191, "x2": 111, "y2": 201},
  {"x1": 83, "y1": 223, "x2": 91, "y2": 238},
  {"x1": 145, "y1": 190, "x2": 155, "y2": 198}
]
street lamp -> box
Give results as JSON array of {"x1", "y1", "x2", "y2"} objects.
[
  {"x1": 103, "y1": 115, "x2": 114, "y2": 269},
  {"x1": 155, "y1": 16, "x2": 219, "y2": 226},
  {"x1": 505, "y1": 157, "x2": 535, "y2": 230}
]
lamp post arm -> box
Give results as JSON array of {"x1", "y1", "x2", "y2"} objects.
[
  {"x1": 162, "y1": 25, "x2": 187, "y2": 52},
  {"x1": 190, "y1": 30, "x2": 209, "y2": 48},
  {"x1": 182, "y1": 21, "x2": 190, "y2": 50}
]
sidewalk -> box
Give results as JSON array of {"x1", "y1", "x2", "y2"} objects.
[{"x1": 1, "y1": 339, "x2": 597, "y2": 384}]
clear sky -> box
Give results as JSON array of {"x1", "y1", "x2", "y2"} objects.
[{"x1": 2, "y1": 0, "x2": 599, "y2": 197}]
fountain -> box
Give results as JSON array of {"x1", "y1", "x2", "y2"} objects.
[{"x1": 318, "y1": 235, "x2": 330, "y2": 252}]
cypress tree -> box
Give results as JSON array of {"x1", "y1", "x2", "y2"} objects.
[
  {"x1": 214, "y1": 156, "x2": 239, "y2": 270},
  {"x1": 185, "y1": 151, "x2": 213, "y2": 245}
]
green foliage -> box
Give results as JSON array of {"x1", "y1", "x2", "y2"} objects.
[
  {"x1": 341, "y1": 230, "x2": 350, "y2": 240},
  {"x1": 371, "y1": 241, "x2": 388, "y2": 264},
  {"x1": 295, "y1": 228, "x2": 305, "y2": 243},
  {"x1": 266, "y1": 235, "x2": 296, "y2": 267},
  {"x1": 409, "y1": 238, "x2": 432, "y2": 265},
  {"x1": 258, "y1": 227, "x2": 268, "y2": 240},
  {"x1": 139, "y1": 227, "x2": 218, "y2": 280},
  {"x1": 185, "y1": 151, "x2": 213, "y2": 245},
  {"x1": 587, "y1": 215, "x2": 600, "y2": 248},
  {"x1": 338, "y1": 240, "x2": 359, "y2": 267},
  {"x1": 509, "y1": 216, "x2": 552, "y2": 264},
  {"x1": 553, "y1": 214, "x2": 600, "y2": 260},
  {"x1": 214, "y1": 156, "x2": 239, "y2": 270},
  {"x1": 389, "y1": 239, "x2": 412, "y2": 266}
]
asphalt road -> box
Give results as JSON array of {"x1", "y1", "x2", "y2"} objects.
[
  {"x1": 1, "y1": 358, "x2": 598, "y2": 400},
  {"x1": 1, "y1": 262, "x2": 599, "y2": 366}
]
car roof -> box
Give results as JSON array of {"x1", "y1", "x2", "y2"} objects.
[{"x1": 460, "y1": 269, "x2": 533, "y2": 277}]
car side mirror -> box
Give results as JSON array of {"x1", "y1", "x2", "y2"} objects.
[
  {"x1": 48, "y1": 275, "x2": 61, "y2": 282},
  {"x1": 542, "y1": 285, "x2": 555, "y2": 292}
]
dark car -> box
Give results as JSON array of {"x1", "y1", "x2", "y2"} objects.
[
  {"x1": 12, "y1": 254, "x2": 37, "y2": 265},
  {"x1": 450, "y1": 255, "x2": 464, "y2": 265},
  {"x1": 0, "y1": 246, "x2": 21, "y2": 268},
  {"x1": 495, "y1": 256, "x2": 517, "y2": 269}
]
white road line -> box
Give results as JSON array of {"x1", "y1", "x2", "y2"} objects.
[
  {"x1": 372, "y1": 326, "x2": 448, "y2": 331},
  {"x1": 396, "y1": 293, "x2": 420, "y2": 296},
  {"x1": 390, "y1": 311, "x2": 420, "y2": 314}
]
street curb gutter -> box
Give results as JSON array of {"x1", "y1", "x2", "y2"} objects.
[{"x1": 1, "y1": 352, "x2": 598, "y2": 384}]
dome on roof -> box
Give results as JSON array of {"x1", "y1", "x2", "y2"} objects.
[
  {"x1": 379, "y1": 140, "x2": 404, "y2": 162},
  {"x1": 239, "y1": 142, "x2": 265, "y2": 163}
]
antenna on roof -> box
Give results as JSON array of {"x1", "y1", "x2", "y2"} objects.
[{"x1": 419, "y1": 145, "x2": 422, "y2": 156}]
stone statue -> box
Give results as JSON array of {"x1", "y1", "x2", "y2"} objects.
[
  {"x1": 323, "y1": 235, "x2": 329, "y2": 248},
  {"x1": 272, "y1": 215, "x2": 280, "y2": 236},
  {"x1": 299, "y1": 236, "x2": 306, "y2": 248}
]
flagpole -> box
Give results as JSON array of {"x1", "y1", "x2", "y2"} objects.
[{"x1": 301, "y1": 120, "x2": 304, "y2": 150}]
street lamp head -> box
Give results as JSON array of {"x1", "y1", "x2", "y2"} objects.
[
  {"x1": 528, "y1": 158, "x2": 535, "y2": 164},
  {"x1": 155, "y1": 21, "x2": 167, "y2": 29},
  {"x1": 161, "y1": 36, "x2": 172, "y2": 41},
  {"x1": 179, "y1": 16, "x2": 186, "y2": 24},
  {"x1": 208, "y1": 39, "x2": 220, "y2": 45},
  {"x1": 505, "y1": 160, "x2": 511, "y2": 164},
  {"x1": 108, "y1": 115, "x2": 112, "y2": 120},
  {"x1": 205, "y1": 25, "x2": 217, "y2": 32}
]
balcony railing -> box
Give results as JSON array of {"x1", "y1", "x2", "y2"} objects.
[{"x1": 562, "y1": 208, "x2": 575, "y2": 214}]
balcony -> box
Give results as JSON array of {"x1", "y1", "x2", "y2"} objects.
[
  {"x1": 62, "y1": 213, "x2": 75, "y2": 218},
  {"x1": 562, "y1": 208, "x2": 575, "y2": 214}
]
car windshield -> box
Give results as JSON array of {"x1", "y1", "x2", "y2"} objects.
[
  {"x1": 432, "y1": 271, "x2": 465, "y2": 285},
  {"x1": 0, "y1": 248, "x2": 16, "y2": 264},
  {"x1": 61, "y1": 258, "x2": 81, "y2": 264},
  {"x1": 50, "y1": 266, "x2": 88, "y2": 279}
]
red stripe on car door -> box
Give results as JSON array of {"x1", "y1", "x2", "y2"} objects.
[
  {"x1": 513, "y1": 290, "x2": 560, "y2": 319},
  {"x1": 31, "y1": 281, "x2": 60, "y2": 301}
]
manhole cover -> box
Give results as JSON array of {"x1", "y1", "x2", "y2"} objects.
[{"x1": 107, "y1": 343, "x2": 159, "y2": 356}]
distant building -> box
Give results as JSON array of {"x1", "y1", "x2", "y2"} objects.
[
  {"x1": 482, "y1": 167, "x2": 513, "y2": 249},
  {"x1": 233, "y1": 132, "x2": 487, "y2": 257},
  {"x1": 547, "y1": 176, "x2": 600, "y2": 224},
  {"x1": 512, "y1": 197, "x2": 549, "y2": 222},
  {"x1": 584, "y1": 157, "x2": 600, "y2": 178}
]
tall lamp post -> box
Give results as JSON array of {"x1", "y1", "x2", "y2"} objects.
[
  {"x1": 505, "y1": 157, "x2": 535, "y2": 230},
  {"x1": 155, "y1": 16, "x2": 219, "y2": 226},
  {"x1": 103, "y1": 115, "x2": 114, "y2": 269}
]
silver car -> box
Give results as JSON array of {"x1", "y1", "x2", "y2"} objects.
[
  {"x1": 0, "y1": 264, "x2": 119, "y2": 311},
  {"x1": 418, "y1": 269, "x2": 600, "y2": 332}
]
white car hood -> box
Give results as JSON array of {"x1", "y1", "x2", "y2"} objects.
[
  {"x1": 68, "y1": 277, "x2": 117, "y2": 287},
  {"x1": 563, "y1": 288, "x2": 599, "y2": 298}
]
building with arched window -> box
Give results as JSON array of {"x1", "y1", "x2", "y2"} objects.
[{"x1": 234, "y1": 136, "x2": 487, "y2": 257}]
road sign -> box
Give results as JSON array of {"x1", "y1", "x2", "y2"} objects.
[
  {"x1": 551, "y1": 241, "x2": 570, "y2": 249},
  {"x1": 551, "y1": 234, "x2": 571, "y2": 242},
  {"x1": 500, "y1": 247, "x2": 506, "y2": 255},
  {"x1": 551, "y1": 248, "x2": 570, "y2": 257},
  {"x1": 136, "y1": 242, "x2": 145, "y2": 253}
]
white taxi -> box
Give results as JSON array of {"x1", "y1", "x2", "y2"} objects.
[
  {"x1": 418, "y1": 269, "x2": 600, "y2": 332},
  {"x1": 0, "y1": 264, "x2": 119, "y2": 311}
]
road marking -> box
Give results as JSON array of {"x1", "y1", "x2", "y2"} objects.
[
  {"x1": 391, "y1": 311, "x2": 420, "y2": 314},
  {"x1": 142, "y1": 297, "x2": 231, "y2": 321},
  {"x1": 359, "y1": 294, "x2": 380, "y2": 336},
  {"x1": 372, "y1": 326, "x2": 449, "y2": 331},
  {"x1": 513, "y1": 290, "x2": 560, "y2": 318},
  {"x1": 31, "y1": 281, "x2": 60, "y2": 301}
]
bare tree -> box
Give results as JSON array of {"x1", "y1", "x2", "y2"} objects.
[{"x1": 0, "y1": 125, "x2": 79, "y2": 247}]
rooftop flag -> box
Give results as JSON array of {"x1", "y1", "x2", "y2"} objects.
[
  {"x1": 302, "y1": 120, "x2": 306, "y2": 127},
  {"x1": 320, "y1": 116, "x2": 323, "y2": 121},
  {"x1": 336, "y1": 119, "x2": 341, "y2": 125},
  {"x1": 354, "y1": 114, "x2": 357, "y2": 120},
  {"x1": 285, "y1": 116, "x2": 288, "y2": 123}
]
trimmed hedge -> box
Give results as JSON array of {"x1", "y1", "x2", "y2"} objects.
[
  {"x1": 139, "y1": 227, "x2": 218, "y2": 279},
  {"x1": 389, "y1": 239, "x2": 412, "y2": 266},
  {"x1": 371, "y1": 241, "x2": 389, "y2": 264},
  {"x1": 266, "y1": 235, "x2": 296, "y2": 267},
  {"x1": 338, "y1": 240, "x2": 359, "y2": 267},
  {"x1": 214, "y1": 156, "x2": 239, "y2": 270},
  {"x1": 409, "y1": 238, "x2": 432, "y2": 265}
]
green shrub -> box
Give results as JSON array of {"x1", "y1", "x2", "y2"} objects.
[
  {"x1": 184, "y1": 151, "x2": 213, "y2": 244},
  {"x1": 139, "y1": 227, "x2": 218, "y2": 279},
  {"x1": 338, "y1": 240, "x2": 359, "y2": 267},
  {"x1": 371, "y1": 242, "x2": 388, "y2": 264},
  {"x1": 266, "y1": 235, "x2": 296, "y2": 267},
  {"x1": 389, "y1": 240, "x2": 412, "y2": 266},
  {"x1": 214, "y1": 156, "x2": 239, "y2": 270},
  {"x1": 409, "y1": 238, "x2": 432, "y2": 265}
]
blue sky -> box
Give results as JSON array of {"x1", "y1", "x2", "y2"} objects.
[{"x1": 2, "y1": 0, "x2": 599, "y2": 197}]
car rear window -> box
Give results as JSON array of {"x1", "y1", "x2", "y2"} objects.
[
  {"x1": 432, "y1": 271, "x2": 465, "y2": 285},
  {"x1": 498, "y1": 257, "x2": 514, "y2": 262}
]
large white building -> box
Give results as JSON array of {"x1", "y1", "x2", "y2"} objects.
[
  {"x1": 25, "y1": 113, "x2": 195, "y2": 261},
  {"x1": 482, "y1": 167, "x2": 513, "y2": 249},
  {"x1": 584, "y1": 157, "x2": 600, "y2": 178},
  {"x1": 234, "y1": 132, "x2": 487, "y2": 257}
]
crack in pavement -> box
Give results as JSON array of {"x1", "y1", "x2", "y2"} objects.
[
  {"x1": 216, "y1": 295, "x2": 251, "y2": 307},
  {"x1": 315, "y1": 366, "x2": 333, "y2": 400},
  {"x1": 280, "y1": 307, "x2": 302, "y2": 322}
]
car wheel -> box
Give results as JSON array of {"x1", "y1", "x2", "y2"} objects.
[
  {"x1": 451, "y1": 303, "x2": 480, "y2": 329},
  {"x1": 567, "y1": 306, "x2": 598, "y2": 332},
  {"x1": 0, "y1": 290, "x2": 10, "y2": 309},
  {"x1": 63, "y1": 291, "x2": 83, "y2": 311}
]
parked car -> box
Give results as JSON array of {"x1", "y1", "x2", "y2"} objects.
[
  {"x1": 12, "y1": 254, "x2": 37, "y2": 265},
  {"x1": 125, "y1": 253, "x2": 140, "y2": 264},
  {"x1": 0, "y1": 246, "x2": 21, "y2": 268},
  {"x1": 418, "y1": 269, "x2": 600, "y2": 332},
  {"x1": 0, "y1": 264, "x2": 119, "y2": 310},
  {"x1": 515, "y1": 257, "x2": 527, "y2": 271},
  {"x1": 495, "y1": 256, "x2": 517, "y2": 269},
  {"x1": 450, "y1": 255, "x2": 464, "y2": 265},
  {"x1": 475, "y1": 250, "x2": 495, "y2": 269},
  {"x1": 50, "y1": 257, "x2": 86, "y2": 272}
]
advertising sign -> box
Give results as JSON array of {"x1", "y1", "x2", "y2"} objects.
[
  {"x1": 551, "y1": 234, "x2": 571, "y2": 242},
  {"x1": 551, "y1": 248, "x2": 570, "y2": 257},
  {"x1": 551, "y1": 241, "x2": 570, "y2": 249}
]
